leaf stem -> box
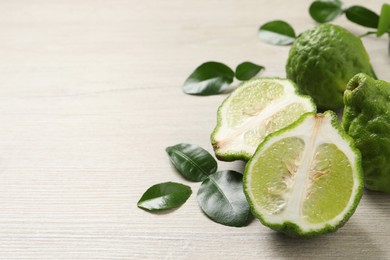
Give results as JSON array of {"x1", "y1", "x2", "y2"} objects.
[{"x1": 359, "y1": 31, "x2": 377, "y2": 38}]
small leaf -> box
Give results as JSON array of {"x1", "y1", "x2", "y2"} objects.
[
  {"x1": 309, "y1": 0, "x2": 343, "y2": 23},
  {"x1": 166, "y1": 143, "x2": 217, "y2": 182},
  {"x1": 377, "y1": 4, "x2": 390, "y2": 37},
  {"x1": 183, "y1": 62, "x2": 234, "y2": 95},
  {"x1": 235, "y1": 62, "x2": 265, "y2": 81},
  {"x1": 258, "y1": 20, "x2": 296, "y2": 45},
  {"x1": 345, "y1": 6, "x2": 379, "y2": 29},
  {"x1": 197, "y1": 171, "x2": 251, "y2": 227},
  {"x1": 137, "y1": 182, "x2": 192, "y2": 211}
]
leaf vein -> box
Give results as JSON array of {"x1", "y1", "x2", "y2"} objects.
[
  {"x1": 172, "y1": 149, "x2": 209, "y2": 179},
  {"x1": 208, "y1": 177, "x2": 236, "y2": 215}
]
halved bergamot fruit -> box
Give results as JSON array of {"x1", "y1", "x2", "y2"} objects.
[
  {"x1": 211, "y1": 78, "x2": 316, "y2": 161},
  {"x1": 244, "y1": 111, "x2": 363, "y2": 237}
]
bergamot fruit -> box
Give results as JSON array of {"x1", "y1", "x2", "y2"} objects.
[
  {"x1": 211, "y1": 78, "x2": 316, "y2": 161},
  {"x1": 244, "y1": 111, "x2": 363, "y2": 237},
  {"x1": 342, "y1": 73, "x2": 390, "y2": 193},
  {"x1": 286, "y1": 24, "x2": 376, "y2": 110}
]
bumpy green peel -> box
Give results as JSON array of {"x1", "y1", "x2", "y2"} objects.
[
  {"x1": 286, "y1": 24, "x2": 376, "y2": 109},
  {"x1": 342, "y1": 73, "x2": 390, "y2": 193}
]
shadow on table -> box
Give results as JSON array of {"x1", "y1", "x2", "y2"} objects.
[
  {"x1": 265, "y1": 189, "x2": 390, "y2": 259},
  {"x1": 235, "y1": 160, "x2": 247, "y2": 174},
  {"x1": 138, "y1": 206, "x2": 183, "y2": 215},
  {"x1": 266, "y1": 219, "x2": 386, "y2": 259},
  {"x1": 363, "y1": 189, "x2": 390, "y2": 214}
]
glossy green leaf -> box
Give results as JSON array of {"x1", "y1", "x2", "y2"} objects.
[
  {"x1": 197, "y1": 171, "x2": 251, "y2": 227},
  {"x1": 309, "y1": 0, "x2": 343, "y2": 23},
  {"x1": 377, "y1": 4, "x2": 390, "y2": 37},
  {"x1": 137, "y1": 182, "x2": 192, "y2": 211},
  {"x1": 258, "y1": 20, "x2": 296, "y2": 45},
  {"x1": 235, "y1": 62, "x2": 265, "y2": 81},
  {"x1": 166, "y1": 143, "x2": 217, "y2": 182},
  {"x1": 345, "y1": 6, "x2": 379, "y2": 29},
  {"x1": 183, "y1": 62, "x2": 234, "y2": 95}
]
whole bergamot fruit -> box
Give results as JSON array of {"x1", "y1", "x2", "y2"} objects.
[
  {"x1": 342, "y1": 73, "x2": 390, "y2": 193},
  {"x1": 286, "y1": 24, "x2": 376, "y2": 110}
]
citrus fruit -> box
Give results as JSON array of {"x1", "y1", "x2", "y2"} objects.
[
  {"x1": 211, "y1": 78, "x2": 316, "y2": 161},
  {"x1": 286, "y1": 24, "x2": 376, "y2": 110},
  {"x1": 244, "y1": 111, "x2": 363, "y2": 237},
  {"x1": 342, "y1": 73, "x2": 390, "y2": 193}
]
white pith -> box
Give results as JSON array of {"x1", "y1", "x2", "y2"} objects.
[
  {"x1": 213, "y1": 78, "x2": 315, "y2": 157},
  {"x1": 246, "y1": 113, "x2": 361, "y2": 232}
]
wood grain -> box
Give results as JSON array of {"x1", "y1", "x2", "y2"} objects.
[{"x1": 0, "y1": 0, "x2": 388, "y2": 259}]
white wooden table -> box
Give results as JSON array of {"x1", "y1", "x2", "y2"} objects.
[{"x1": 0, "y1": 0, "x2": 389, "y2": 259}]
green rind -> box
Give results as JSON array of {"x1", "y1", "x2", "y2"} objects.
[
  {"x1": 286, "y1": 24, "x2": 375, "y2": 109},
  {"x1": 210, "y1": 77, "x2": 317, "y2": 162},
  {"x1": 243, "y1": 111, "x2": 363, "y2": 238},
  {"x1": 342, "y1": 73, "x2": 390, "y2": 193}
]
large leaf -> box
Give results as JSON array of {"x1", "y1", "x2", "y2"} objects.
[
  {"x1": 309, "y1": 0, "x2": 343, "y2": 23},
  {"x1": 377, "y1": 4, "x2": 390, "y2": 37},
  {"x1": 235, "y1": 62, "x2": 264, "y2": 81},
  {"x1": 197, "y1": 171, "x2": 251, "y2": 227},
  {"x1": 166, "y1": 143, "x2": 217, "y2": 182},
  {"x1": 258, "y1": 20, "x2": 296, "y2": 45},
  {"x1": 137, "y1": 182, "x2": 192, "y2": 211},
  {"x1": 345, "y1": 6, "x2": 379, "y2": 29},
  {"x1": 183, "y1": 62, "x2": 234, "y2": 95}
]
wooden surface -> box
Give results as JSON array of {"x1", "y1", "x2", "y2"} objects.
[{"x1": 0, "y1": 0, "x2": 389, "y2": 259}]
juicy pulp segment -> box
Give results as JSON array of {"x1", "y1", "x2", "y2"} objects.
[
  {"x1": 250, "y1": 137, "x2": 304, "y2": 215},
  {"x1": 212, "y1": 78, "x2": 316, "y2": 161},
  {"x1": 227, "y1": 81, "x2": 284, "y2": 127},
  {"x1": 244, "y1": 112, "x2": 362, "y2": 234},
  {"x1": 303, "y1": 144, "x2": 353, "y2": 223},
  {"x1": 243, "y1": 103, "x2": 310, "y2": 148}
]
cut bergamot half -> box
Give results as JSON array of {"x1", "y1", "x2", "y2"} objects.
[
  {"x1": 244, "y1": 111, "x2": 363, "y2": 237},
  {"x1": 211, "y1": 78, "x2": 316, "y2": 161}
]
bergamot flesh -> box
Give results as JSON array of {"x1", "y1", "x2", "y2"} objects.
[
  {"x1": 244, "y1": 111, "x2": 363, "y2": 237},
  {"x1": 211, "y1": 78, "x2": 316, "y2": 161}
]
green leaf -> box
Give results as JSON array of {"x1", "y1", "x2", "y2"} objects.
[
  {"x1": 197, "y1": 171, "x2": 251, "y2": 227},
  {"x1": 183, "y1": 62, "x2": 234, "y2": 95},
  {"x1": 258, "y1": 20, "x2": 296, "y2": 45},
  {"x1": 235, "y1": 62, "x2": 265, "y2": 81},
  {"x1": 137, "y1": 182, "x2": 192, "y2": 211},
  {"x1": 345, "y1": 6, "x2": 379, "y2": 29},
  {"x1": 377, "y1": 4, "x2": 390, "y2": 37},
  {"x1": 166, "y1": 143, "x2": 217, "y2": 182},
  {"x1": 309, "y1": 0, "x2": 343, "y2": 23}
]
